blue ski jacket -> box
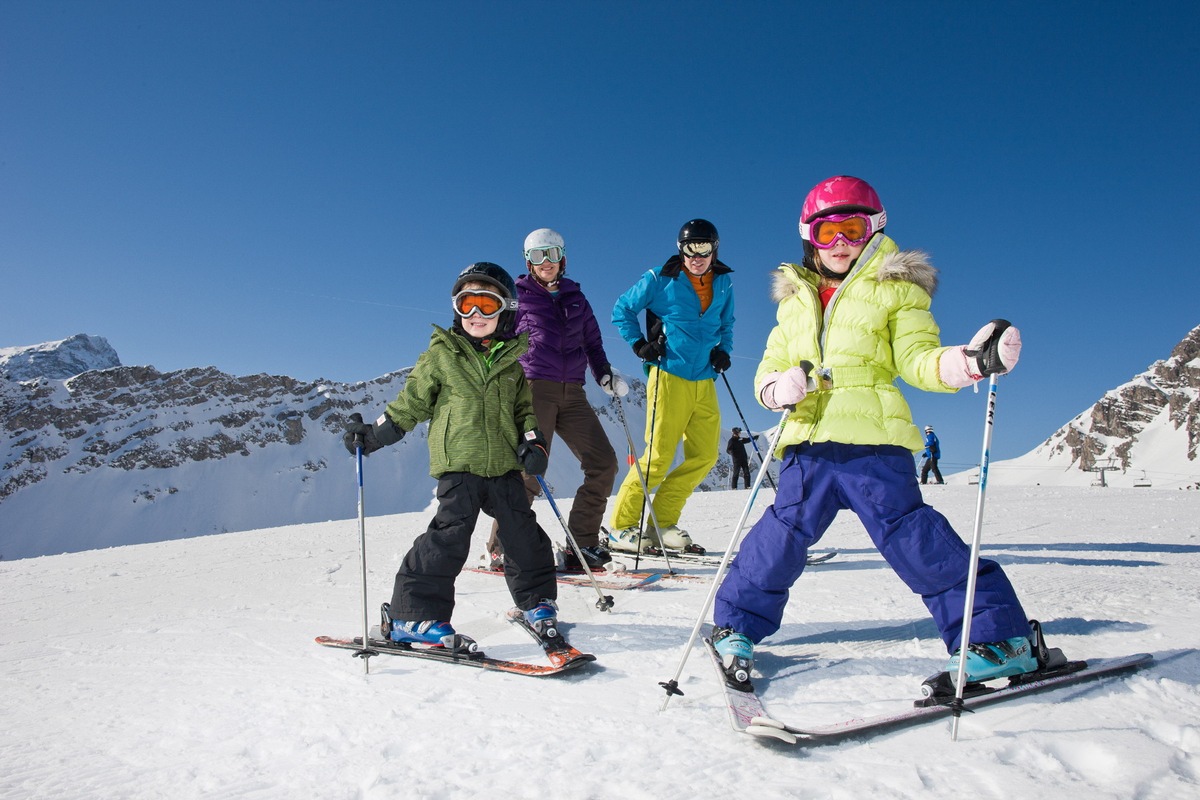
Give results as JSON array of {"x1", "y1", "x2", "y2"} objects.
[{"x1": 612, "y1": 255, "x2": 735, "y2": 382}]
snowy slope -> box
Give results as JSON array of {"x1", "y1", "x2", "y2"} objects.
[{"x1": 2, "y1": 486, "x2": 1197, "y2": 799}]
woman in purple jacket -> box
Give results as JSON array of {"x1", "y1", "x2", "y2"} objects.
[{"x1": 486, "y1": 228, "x2": 627, "y2": 572}]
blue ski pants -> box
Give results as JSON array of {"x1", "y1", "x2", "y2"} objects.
[{"x1": 714, "y1": 442, "x2": 1030, "y2": 653}]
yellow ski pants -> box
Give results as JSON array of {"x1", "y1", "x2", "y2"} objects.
[{"x1": 610, "y1": 367, "x2": 720, "y2": 529}]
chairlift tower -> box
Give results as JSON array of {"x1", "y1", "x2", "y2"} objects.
[{"x1": 1086, "y1": 457, "x2": 1121, "y2": 488}]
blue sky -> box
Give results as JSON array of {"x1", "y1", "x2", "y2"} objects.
[{"x1": 3, "y1": 1, "x2": 1199, "y2": 469}]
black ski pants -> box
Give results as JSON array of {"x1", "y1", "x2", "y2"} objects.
[
  {"x1": 731, "y1": 458, "x2": 751, "y2": 489},
  {"x1": 920, "y1": 457, "x2": 944, "y2": 485},
  {"x1": 390, "y1": 471, "x2": 557, "y2": 622},
  {"x1": 487, "y1": 380, "x2": 618, "y2": 553}
]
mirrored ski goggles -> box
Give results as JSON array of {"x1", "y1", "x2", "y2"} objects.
[
  {"x1": 680, "y1": 241, "x2": 715, "y2": 259},
  {"x1": 452, "y1": 290, "x2": 514, "y2": 319},
  {"x1": 801, "y1": 211, "x2": 886, "y2": 249},
  {"x1": 525, "y1": 246, "x2": 564, "y2": 265}
]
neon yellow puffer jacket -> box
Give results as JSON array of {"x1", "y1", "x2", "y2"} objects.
[{"x1": 755, "y1": 235, "x2": 959, "y2": 454}]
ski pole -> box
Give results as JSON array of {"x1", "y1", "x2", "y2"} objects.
[
  {"x1": 658, "y1": 361, "x2": 810, "y2": 708},
  {"x1": 349, "y1": 413, "x2": 378, "y2": 673},
  {"x1": 721, "y1": 372, "x2": 778, "y2": 491},
  {"x1": 612, "y1": 391, "x2": 674, "y2": 574},
  {"x1": 634, "y1": 363, "x2": 666, "y2": 569},
  {"x1": 534, "y1": 475, "x2": 615, "y2": 612},
  {"x1": 949, "y1": 372, "x2": 1000, "y2": 740}
]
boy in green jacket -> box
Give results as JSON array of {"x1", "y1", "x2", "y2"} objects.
[{"x1": 342, "y1": 262, "x2": 558, "y2": 650}]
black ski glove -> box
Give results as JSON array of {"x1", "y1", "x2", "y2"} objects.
[
  {"x1": 710, "y1": 347, "x2": 731, "y2": 373},
  {"x1": 632, "y1": 338, "x2": 666, "y2": 362},
  {"x1": 516, "y1": 429, "x2": 549, "y2": 476},
  {"x1": 342, "y1": 413, "x2": 404, "y2": 456}
]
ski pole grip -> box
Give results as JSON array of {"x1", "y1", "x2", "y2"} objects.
[
  {"x1": 799, "y1": 360, "x2": 816, "y2": 394},
  {"x1": 349, "y1": 412, "x2": 365, "y2": 448},
  {"x1": 970, "y1": 319, "x2": 1013, "y2": 376}
]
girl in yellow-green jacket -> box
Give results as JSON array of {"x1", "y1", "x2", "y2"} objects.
[{"x1": 712, "y1": 176, "x2": 1040, "y2": 690}]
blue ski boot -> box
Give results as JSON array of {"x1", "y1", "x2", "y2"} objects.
[
  {"x1": 390, "y1": 619, "x2": 458, "y2": 646},
  {"x1": 712, "y1": 626, "x2": 755, "y2": 688},
  {"x1": 523, "y1": 599, "x2": 559, "y2": 638},
  {"x1": 380, "y1": 603, "x2": 475, "y2": 652},
  {"x1": 947, "y1": 635, "x2": 1038, "y2": 683}
]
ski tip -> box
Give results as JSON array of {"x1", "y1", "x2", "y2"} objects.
[
  {"x1": 749, "y1": 715, "x2": 787, "y2": 731},
  {"x1": 745, "y1": 724, "x2": 798, "y2": 744}
]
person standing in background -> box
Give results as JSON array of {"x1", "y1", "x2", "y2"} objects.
[
  {"x1": 920, "y1": 425, "x2": 944, "y2": 485},
  {"x1": 726, "y1": 427, "x2": 753, "y2": 489},
  {"x1": 485, "y1": 228, "x2": 626, "y2": 573},
  {"x1": 608, "y1": 219, "x2": 735, "y2": 555}
]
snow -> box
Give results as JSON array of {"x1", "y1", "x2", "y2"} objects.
[{"x1": 3, "y1": 486, "x2": 1199, "y2": 799}]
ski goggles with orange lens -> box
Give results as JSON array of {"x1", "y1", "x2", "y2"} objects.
[
  {"x1": 680, "y1": 241, "x2": 715, "y2": 258},
  {"x1": 526, "y1": 246, "x2": 564, "y2": 265},
  {"x1": 809, "y1": 213, "x2": 874, "y2": 248},
  {"x1": 452, "y1": 289, "x2": 514, "y2": 319}
]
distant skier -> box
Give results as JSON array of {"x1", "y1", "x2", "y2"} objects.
[
  {"x1": 919, "y1": 425, "x2": 944, "y2": 485},
  {"x1": 726, "y1": 427, "x2": 754, "y2": 489},
  {"x1": 711, "y1": 175, "x2": 1040, "y2": 690},
  {"x1": 342, "y1": 262, "x2": 559, "y2": 649}
]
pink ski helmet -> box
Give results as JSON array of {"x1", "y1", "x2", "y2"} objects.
[{"x1": 799, "y1": 176, "x2": 887, "y2": 241}]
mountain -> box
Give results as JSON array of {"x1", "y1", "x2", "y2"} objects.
[
  {"x1": 0, "y1": 333, "x2": 120, "y2": 381},
  {"x1": 981, "y1": 324, "x2": 1200, "y2": 489},
  {"x1": 1, "y1": 335, "x2": 741, "y2": 561}
]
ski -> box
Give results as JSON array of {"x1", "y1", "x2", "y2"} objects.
[
  {"x1": 463, "y1": 566, "x2": 665, "y2": 591},
  {"x1": 703, "y1": 637, "x2": 797, "y2": 743},
  {"x1": 315, "y1": 634, "x2": 592, "y2": 677},
  {"x1": 504, "y1": 608, "x2": 597, "y2": 670},
  {"x1": 704, "y1": 643, "x2": 1151, "y2": 745},
  {"x1": 623, "y1": 550, "x2": 837, "y2": 568}
]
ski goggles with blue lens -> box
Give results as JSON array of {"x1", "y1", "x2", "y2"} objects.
[{"x1": 525, "y1": 246, "x2": 564, "y2": 265}]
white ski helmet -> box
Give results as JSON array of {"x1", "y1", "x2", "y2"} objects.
[{"x1": 523, "y1": 227, "x2": 565, "y2": 254}]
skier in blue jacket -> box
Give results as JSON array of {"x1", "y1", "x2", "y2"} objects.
[
  {"x1": 920, "y1": 425, "x2": 944, "y2": 485},
  {"x1": 608, "y1": 219, "x2": 735, "y2": 555}
]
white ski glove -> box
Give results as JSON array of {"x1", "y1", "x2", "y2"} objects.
[
  {"x1": 939, "y1": 320, "x2": 1022, "y2": 388},
  {"x1": 759, "y1": 366, "x2": 809, "y2": 410},
  {"x1": 599, "y1": 369, "x2": 629, "y2": 398}
]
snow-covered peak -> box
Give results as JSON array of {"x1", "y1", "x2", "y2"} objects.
[
  {"x1": 0, "y1": 334, "x2": 122, "y2": 381},
  {"x1": 978, "y1": 323, "x2": 1200, "y2": 488}
]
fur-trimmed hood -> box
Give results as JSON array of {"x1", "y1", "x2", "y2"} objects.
[{"x1": 770, "y1": 245, "x2": 938, "y2": 303}]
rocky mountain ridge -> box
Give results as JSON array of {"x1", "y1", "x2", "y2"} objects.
[
  {"x1": 1, "y1": 335, "x2": 704, "y2": 560},
  {"x1": 986, "y1": 323, "x2": 1200, "y2": 488}
]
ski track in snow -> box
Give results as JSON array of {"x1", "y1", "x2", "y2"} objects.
[{"x1": 2, "y1": 487, "x2": 1199, "y2": 799}]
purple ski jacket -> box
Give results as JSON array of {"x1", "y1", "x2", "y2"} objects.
[{"x1": 514, "y1": 273, "x2": 611, "y2": 385}]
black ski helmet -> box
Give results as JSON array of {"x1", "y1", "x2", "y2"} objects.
[
  {"x1": 677, "y1": 219, "x2": 719, "y2": 251},
  {"x1": 451, "y1": 262, "x2": 519, "y2": 337}
]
